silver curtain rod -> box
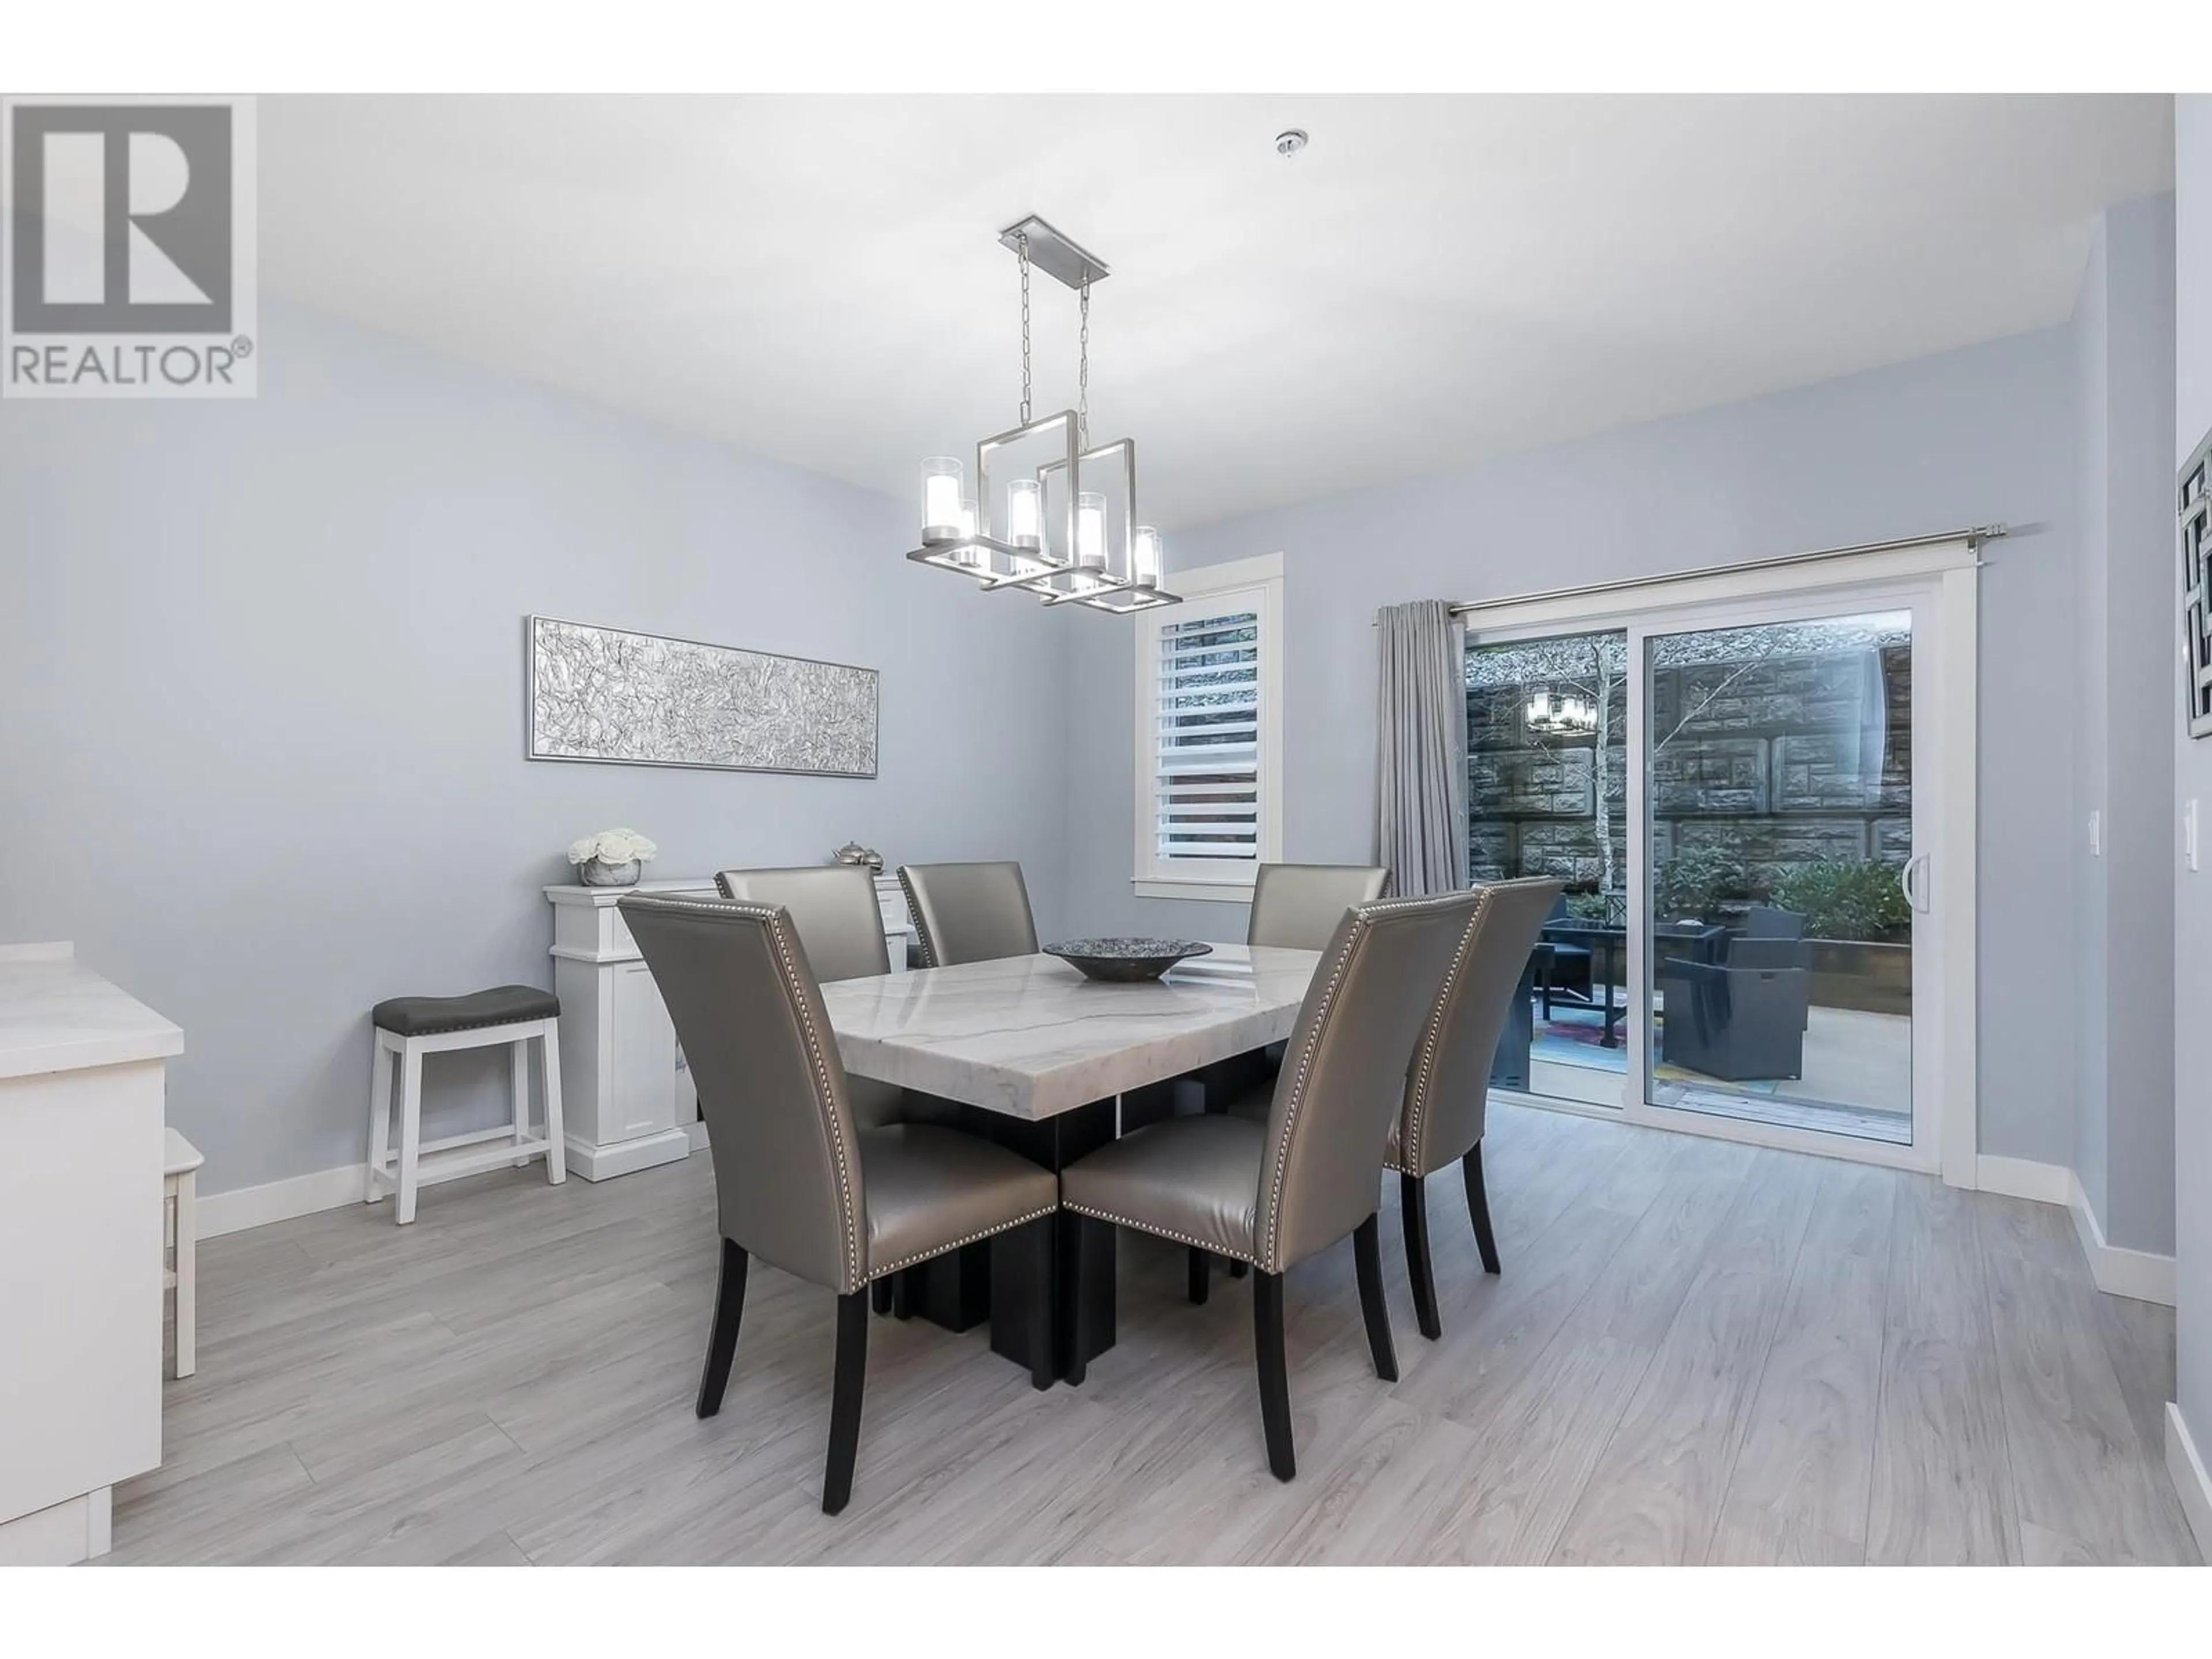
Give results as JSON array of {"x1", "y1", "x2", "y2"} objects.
[{"x1": 1392, "y1": 524, "x2": 2006, "y2": 622}]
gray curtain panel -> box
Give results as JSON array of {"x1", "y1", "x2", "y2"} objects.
[{"x1": 1376, "y1": 599, "x2": 1471, "y2": 896}]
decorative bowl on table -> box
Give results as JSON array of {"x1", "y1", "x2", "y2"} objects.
[{"x1": 1043, "y1": 938, "x2": 1215, "y2": 983}]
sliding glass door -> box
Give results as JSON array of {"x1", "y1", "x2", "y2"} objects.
[
  {"x1": 1467, "y1": 627, "x2": 1629, "y2": 1110},
  {"x1": 1640, "y1": 605, "x2": 1921, "y2": 1146},
  {"x1": 1464, "y1": 554, "x2": 1969, "y2": 1173}
]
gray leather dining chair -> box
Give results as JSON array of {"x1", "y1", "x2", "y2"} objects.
[
  {"x1": 1057, "y1": 888, "x2": 1481, "y2": 1481},
  {"x1": 619, "y1": 893, "x2": 1060, "y2": 1514},
  {"x1": 716, "y1": 865, "x2": 902, "y2": 1137},
  {"x1": 1187, "y1": 861, "x2": 1395, "y2": 1205},
  {"x1": 896, "y1": 861, "x2": 1039, "y2": 968},
  {"x1": 1387, "y1": 876, "x2": 1562, "y2": 1340},
  {"x1": 1246, "y1": 861, "x2": 1391, "y2": 950},
  {"x1": 717, "y1": 868, "x2": 926, "y2": 1316}
]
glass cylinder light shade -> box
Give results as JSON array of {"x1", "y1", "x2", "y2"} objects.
[
  {"x1": 955, "y1": 497, "x2": 980, "y2": 567},
  {"x1": 921, "y1": 457, "x2": 963, "y2": 545},
  {"x1": 1075, "y1": 491, "x2": 1107, "y2": 570},
  {"x1": 1006, "y1": 478, "x2": 1043, "y2": 551},
  {"x1": 1131, "y1": 525, "x2": 1162, "y2": 589}
]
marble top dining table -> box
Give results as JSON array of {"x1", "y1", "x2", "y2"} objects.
[{"x1": 815, "y1": 944, "x2": 1323, "y2": 1120}]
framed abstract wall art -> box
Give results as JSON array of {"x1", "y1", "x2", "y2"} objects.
[
  {"x1": 2182, "y1": 431, "x2": 2212, "y2": 740},
  {"x1": 527, "y1": 616, "x2": 878, "y2": 778}
]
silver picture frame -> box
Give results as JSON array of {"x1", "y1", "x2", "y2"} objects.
[{"x1": 525, "y1": 615, "x2": 879, "y2": 778}]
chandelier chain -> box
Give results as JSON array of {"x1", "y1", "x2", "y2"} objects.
[
  {"x1": 1017, "y1": 232, "x2": 1032, "y2": 427},
  {"x1": 1077, "y1": 276, "x2": 1091, "y2": 447}
]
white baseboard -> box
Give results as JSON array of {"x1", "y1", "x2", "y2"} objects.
[
  {"x1": 562, "y1": 1128, "x2": 692, "y2": 1181},
  {"x1": 195, "y1": 1162, "x2": 368, "y2": 1239},
  {"x1": 1971, "y1": 1155, "x2": 2176, "y2": 1305},
  {"x1": 195, "y1": 1131, "x2": 709, "y2": 1239},
  {"x1": 1972, "y1": 1154, "x2": 2073, "y2": 1205},
  {"x1": 0, "y1": 1486, "x2": 110, "y2": 1566},
  {"x1": 2168, "y1": 1404, "x2": 2212, "y2": 1560},
  {"x1": 2066, "y1": 1174, "x2": 2177, "y2": 1306}
]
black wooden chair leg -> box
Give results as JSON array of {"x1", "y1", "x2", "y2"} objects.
[
  {"x1": 1064, "y1": 1219, "x2": 1090, "y2": 1387},
  {"x1": 1188, "y1": 1246, "x2": 1210, "y2": 1305},
  {"x1": 1252, "y1": 1269, "x2": 1295, "y2": 1481},
  {"x1": 822, "y1": 1289, "x2": 870, "y2": 1515},
  {"x1": 1463, "y1": 1142, "x2": 1502, "y2": 1275},
  {"x1": 1400, "y1": 1171, "x2": 1442, "y2": 1340},
  {"x1": 1228, "y1": 1258, "x2": 1248, "y2": 1279},
  {"x1": 1025, "y1": 1219, "x2": 1055, "y2": 1391},
  {"x1": 1351, "y1": 1213, "x2": 1399, "y2": 1382},
  {"x1": 870, "y1": 1279, "x2": 893, "y2": 1316},
  {"x1": 695, "y1": 1237, "x2": 748, "y2": 1418},
  {"x1": 891, "y1": 1267, "x2": 914, "y2": 1320}
]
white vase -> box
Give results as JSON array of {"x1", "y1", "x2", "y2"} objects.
[{"x1": 579, "y1": 858, "x2": 642, "y2": 888}]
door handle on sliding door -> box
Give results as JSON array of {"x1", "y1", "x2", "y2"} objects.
[{"x1": 1899, "y1": 851, "x2": 1931, "y2": 913}]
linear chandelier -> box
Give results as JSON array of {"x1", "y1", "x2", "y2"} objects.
[{"x1": 906, "y1": 215, "x2": 1178, "y2": 615}]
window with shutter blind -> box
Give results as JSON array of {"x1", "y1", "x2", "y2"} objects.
[{"x1": 1132, "y1": 554, "x2": 1285, "y2": 899}]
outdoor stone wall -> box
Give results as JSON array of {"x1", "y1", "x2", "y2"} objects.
[{"x1": 1468, "y1": 641, "x2": 1911, "y2": 888}]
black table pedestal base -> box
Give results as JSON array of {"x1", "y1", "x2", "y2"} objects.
[{"x1": 893, "y1": 1079, "x2": 1200, "y2": 1384}]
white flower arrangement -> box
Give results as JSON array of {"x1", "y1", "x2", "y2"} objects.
[{"x1": 567, "y1": 828, "x2": 659, "y2": 868}]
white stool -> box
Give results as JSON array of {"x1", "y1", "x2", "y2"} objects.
[
  {"x1": 366, "y1": 985, "x2": 566, "y2": 1225},
  {"x1": 163, "y1": 1127, "x2": 202, "y2": 1379}
]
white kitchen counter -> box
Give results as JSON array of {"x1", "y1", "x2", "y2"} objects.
[
  {"x1": 0, "y1": 942, "x2": 174, "y2": 1565},
  {"x1": 0, "y1": 942, "x2": 184, "y2": 1080}
]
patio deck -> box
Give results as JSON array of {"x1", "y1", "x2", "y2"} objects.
[{"x1": 1526, "y1": 999, "x2": 1913, "y2": 1142}]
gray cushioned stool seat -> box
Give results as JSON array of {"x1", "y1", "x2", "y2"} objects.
[{"x1": 372, "y1": 984, "x2": 560, "y2": 1037}]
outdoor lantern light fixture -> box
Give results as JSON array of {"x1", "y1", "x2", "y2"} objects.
[
  {"x1": 1526, "y1": 685, "x2": 1599, "y2": 736},
  {"x1": 906, "y1": 215, "x2": 1179, "y2": 615}
]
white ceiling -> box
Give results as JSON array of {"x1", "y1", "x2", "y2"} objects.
[{"x1": 253, "y1": 94, "x2": 2173, "y2": 529}]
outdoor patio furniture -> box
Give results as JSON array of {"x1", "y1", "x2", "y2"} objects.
[
  {"x1": 1656, "y1": 956, "x2": 1810, "y2": 1082},
  {"x1": 1724, "y1": 904, "x2": 1812, "y2": 972},
  {"x1": 1536, "y1": 896, "x2": 1594, "y2": 1011},
  {"x1": 1537, "y1": 917, "x2": 1724, "y2": 1047},
  {"x1": 1487, "y1": 954, "x2": 1538, "y2": 1090}
]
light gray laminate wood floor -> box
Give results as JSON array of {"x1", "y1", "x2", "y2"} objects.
[{"x1": 107, "y1": 1104, "x2": 2202, "y2": 1566}]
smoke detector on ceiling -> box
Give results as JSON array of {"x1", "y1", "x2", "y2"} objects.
[{"x1": 1275, "y1": 129, "x2": 1309, "y2": 158}]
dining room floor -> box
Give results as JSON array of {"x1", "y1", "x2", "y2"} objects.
[{"x1": 105, "y1": 1103, "x2": 2200, "y2": 1566}]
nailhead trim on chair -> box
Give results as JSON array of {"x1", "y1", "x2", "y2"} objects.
[
  {"x1": 621, "y1": 892, "x2": 868, "y2": 1294},
  {"x1": 1259, "y1": 919, "x2": 1365, "y2": 1274},
  {"x1": 1059, "y1": 1199, "x2": 1258, "y2": 1266},
  {"x1": 1399, "y1": 886, "x2": 1495, "y2": 1178},
  {"x1": 1259, "y1": 891, "x2": 1476, "y2": 1271},
  {"x1": 865, "y1": 1202, "x2": 1061, "y2": 1281},
  {"x1": 897, "y1": 868, "x2": 940, "y2": 969},
  {"x1": 765, "y1": 910, "x2": 866, "y2": 1295}
]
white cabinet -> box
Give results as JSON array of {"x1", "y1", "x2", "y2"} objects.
[
  {"x1": 546, "y1": 876, "x2": 914, "y2": 1178},
  {"x1": 0, "y1": 943, "x2": 177, "y2": 1565},
  {"x1": 547, "y1": 881, "x2": 704, "y2": 1181}
]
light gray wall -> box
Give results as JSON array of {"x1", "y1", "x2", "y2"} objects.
[
  {"x1": 2173, "y1": 92, "x2": 2212, "y2": 1490},
  {"x1": 2073, "y1": 220, "x2": 2113, "y2": 1226},
  {"x1": 1063, "y1": 327, "x2": 2080, "y2": 1165},
  {"x1": 2071, "y1": 195, "x2": 2178, "y2": 1258},
  {"x1": 0, "y1": 296, "x2": 1072, "y2": 1197},
  {"x1": 2097, "y1": 194, "x2": 2178, "y2": 1257}
]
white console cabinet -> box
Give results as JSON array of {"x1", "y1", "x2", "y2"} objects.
[
  {"x1": 0, "y1": 943, "x2": 177, "y2": 1565},
  {"x1": 545, "y1": 875, "x2": 913, "y2": 1179}
]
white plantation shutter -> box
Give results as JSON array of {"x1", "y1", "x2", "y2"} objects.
[
  {"x1": 1133, "y1": 556, "x2": 1284, "y2": 894},
  {"x1": 1153, "y1": 607, "x2": 1262, "y2": 862}
]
